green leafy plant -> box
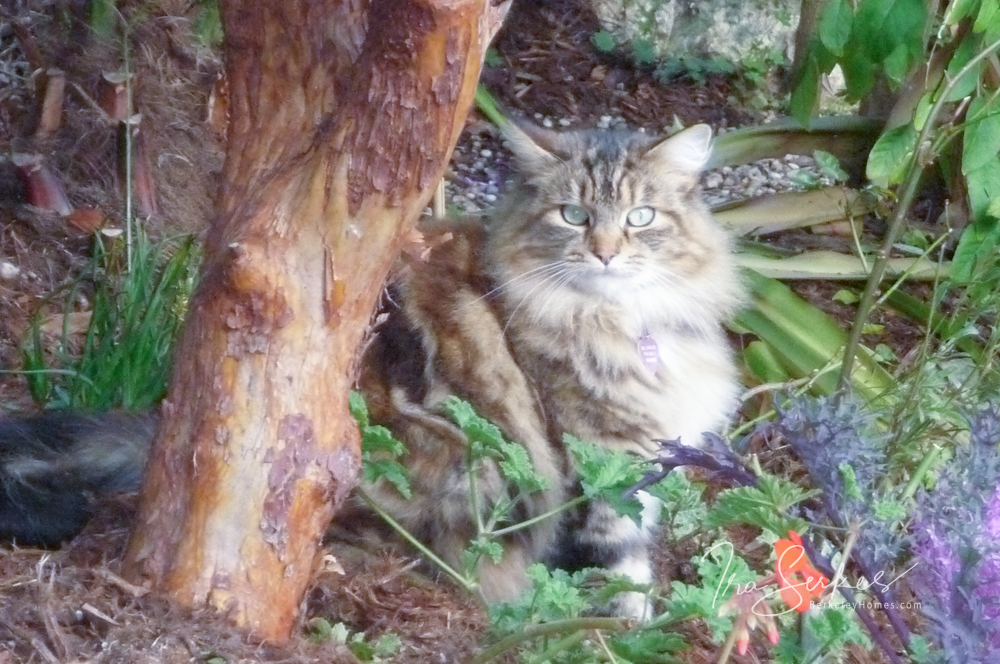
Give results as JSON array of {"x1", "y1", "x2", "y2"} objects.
[
  {"x1": 192, "y1": 0, "x2": 224, "y2": 48},
  {"x1": 350, "y1": 391, "x2": 411, "y2": 499},
  {"x1": 307, "y1": 618, "x2": 401, "y2": 662},
  {"x1": 590, "y1": 29, "x2": 617, "y2": 54},
  {"x1": 564, "y1": 433, "x2": 645, "y2": 522},
  {"x1": 22, "y1": 228, "x2": 199, "y2": 411},
  {"x1": 705, "y1": 474, "x2": 820, "y2": 536},
  {"x1": 655, "y1": 55, "x2": 736, "y2": 84},
  {"x1": 352, "y1": 390, "x2": 890, "y2": 662}
]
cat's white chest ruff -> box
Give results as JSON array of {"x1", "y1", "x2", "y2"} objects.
[
  {"x1": 591, "y1": 327, "x2": 739, "y2": 453},
  {"x1": 645, "y1": 330, "x2": 739, "y2": 447}
]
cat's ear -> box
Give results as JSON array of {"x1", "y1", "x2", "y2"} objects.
[
  {"x1": 645, "y1": 124, "x2": 713, "y2": 173},
  {"x1": 502, "y1": 122, "x2": 562, "y2": 173}
]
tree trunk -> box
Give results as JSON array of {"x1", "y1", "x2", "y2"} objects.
[
  {"x1": 122, "y1": 0, "x2": 509, "y2": 642},
  {"x1": 787, "y1": 0, "x2": 822, "y2": 93}
]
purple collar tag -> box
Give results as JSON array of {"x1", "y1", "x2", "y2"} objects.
[{"x1": 638, "y1": 331, "x2": 660, "y2": 373}]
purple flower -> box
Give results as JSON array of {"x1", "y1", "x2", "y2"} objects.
[
  {"x1": 983, "y1": 489, "x2": 1000, "y2": 540},
  {"x1": 909, "y1": 408, "x2": 1000, "y2": 661},
  {"x1": 910, "y1": 520, "x2": 961, "y2": 613},
  {"x1": 974, "y1": 490, "x2": 1000, "y2": 647}
]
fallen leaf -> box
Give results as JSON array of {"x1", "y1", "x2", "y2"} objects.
[
  {"x1": 67, "y1": 207, "x2": 104, "y2": 232},
  {"x1": 41, "y1": 310, "x2": 92, "y2": 336}
]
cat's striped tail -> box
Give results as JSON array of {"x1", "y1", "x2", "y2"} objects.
[{"x1": 0, "y1": 411, "x2": 157, "y2": 546}]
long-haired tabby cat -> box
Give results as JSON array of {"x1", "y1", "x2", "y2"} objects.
[{"x1": 0, "y1": 122, "x2": 742, "y2": 618}]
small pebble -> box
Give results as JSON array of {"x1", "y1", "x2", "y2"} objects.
[
  {"x1": 0, "y1": 261, "x2": 19, "y2": 280},
  {"x1": 703, "y1": 173, "x2": 723, "y2": 189}
]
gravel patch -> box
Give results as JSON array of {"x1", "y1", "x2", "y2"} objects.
[
  {"x1": 701, "y1": 153, "x2": 836, "y2": 209},
  {"x1": 441, "y1": 115, "x2": 837, "y2": 215}
]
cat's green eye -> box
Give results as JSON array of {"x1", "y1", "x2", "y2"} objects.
[
  {"x1": 560, "y1": 204, "x2": 590, "y2": 226},
  {"x1": 626, "y1": 206, "x2": 655, "y2": 227}
]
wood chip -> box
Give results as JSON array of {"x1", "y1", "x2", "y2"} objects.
[
  {"x1": 30, "y1": 637, "x2": 60, "y2": 664},
  {"x1": 92, "y1": 567, "x2": 151, "y2": 597},
  {"x1": 34, "y1": 69, "x2": 65, "y2": 138},
  {"x1": 82, "y1": 603, "x2": 119, "y2": 626}
]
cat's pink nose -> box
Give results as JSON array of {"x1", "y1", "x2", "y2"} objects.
[{"x1": 594, "y1": 249, "x2": 617, "y2": 265}]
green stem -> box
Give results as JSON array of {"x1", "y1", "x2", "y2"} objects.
[
  {"x1": 885, "y1": 289, "x2": 982, "y2": 359},
  {"x1": 467, "y1": 452, "x2": 486, "y2": 537},
  {"x1": 870, "y1": 232, "x2": 949, "y2": 310},
  {"x1": 475, "y1": 84, "x2": 509, "y2": 127},
  {"x1": 730, "y1": 355, "x2": 841, "y2": 443},
  {"x1": 490, "y1": 495, "x2": 588, "y2": 538},
  {"x1": 528, "y1": 631, "x2": 589, "y2": 664},
  {"x1": 903, "y1": 444, "x2": 942, "y2": 500},
  {"x1": 593, "y1": 628, "x2": 621, "y2": 664},
  {"x1": 0, "y1": 368, "x2": 92, "y2": 382},
  {"x1": 641, "y1": 609, "x2": 693, "y2": 632},
  {"x1": 120, "y1": 14, "x2": 134, "y2": 274},
  {"x1": 356, "y1": 487, "x2": 478, "y2": 594},
  {"x1": 931, "y1": 85, "x2": 1000, "y2": 152},
  {"x1": 838, "y1": 35, "x2": 1000, "y2": 390},
  {"x1": 847, "y1": 205, "x2": 870, "y2": 272},
  {"x1": 716, "y1": 619, "x2": 739, "y2": 664},
  {"x1": 730, "y1": 409, "x2": 779, "y2": 446},
  {"x1": 471, "y1": 617, "x2": 626, "y2": 664}
]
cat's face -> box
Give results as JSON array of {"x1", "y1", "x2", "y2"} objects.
[{"x1": 487, "y1": 124, "x2": 738, "y2": 324}]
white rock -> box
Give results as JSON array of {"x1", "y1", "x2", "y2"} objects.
[
  {"x1": 0, "y1": 261, "x2": 19, "y2": 280},
  {"x1": 703, "y1": 173, "x2": 724, "y2": 189}
]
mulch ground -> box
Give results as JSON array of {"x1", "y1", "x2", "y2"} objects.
[{"x1": 0, "y1": 0, "x2": 908, "y2": 661}]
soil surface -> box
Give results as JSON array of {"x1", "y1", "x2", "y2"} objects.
[{"x1": 0, "y1": 0, "x2": 913, "y2": 662}]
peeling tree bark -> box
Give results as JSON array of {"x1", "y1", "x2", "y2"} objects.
[{"x1": 122, "y1": 0, "x2": 509, "y2": 642}]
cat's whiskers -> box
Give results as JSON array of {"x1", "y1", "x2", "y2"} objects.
[
  {"x1": 462, "y1": 262, "x2": 565, "y2": 310},
  {"x1": 496, "y1": 262, "x2": 574, "y2": 344},
  {"x1": 524, "y1": 267, "x2": 579, "y2": 328}
]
